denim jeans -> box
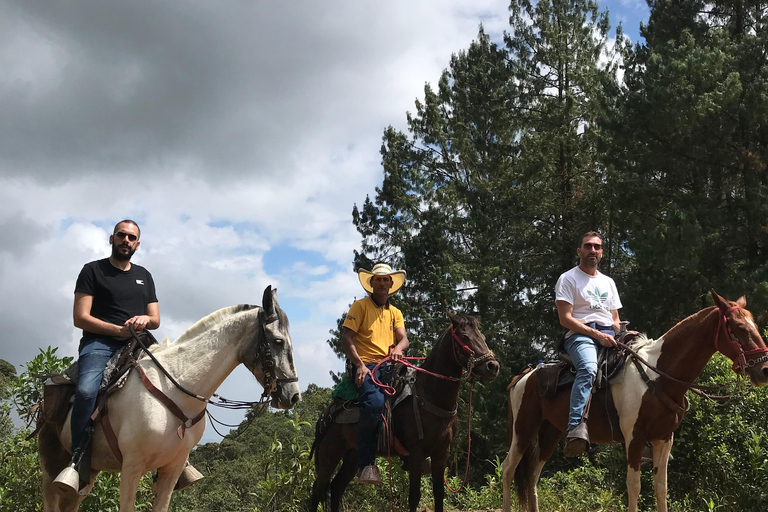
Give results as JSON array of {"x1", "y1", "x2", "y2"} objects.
[
  {"x1": 564, "y1": 331, "x2": 610, "y2": 430},
  {"x1": 353, "y1": 363, "x2": 386, "y2": 469},
  {"x1": 71, "y1": 338, "x2": 123, "y2": 453}
]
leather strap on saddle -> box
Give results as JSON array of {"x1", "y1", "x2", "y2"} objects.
[{"x1": 135, "y1": 364, "x2": 207, "y2": 439}]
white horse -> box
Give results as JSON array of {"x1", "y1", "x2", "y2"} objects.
[{"x1": 39, "y1": 285, "x2": 301, "y2": 512}]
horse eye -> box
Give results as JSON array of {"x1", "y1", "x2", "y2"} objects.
[{"x1": 273, "y1": 338, "x2": 284, "y2": 345}]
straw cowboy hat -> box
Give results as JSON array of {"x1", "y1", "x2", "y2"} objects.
[{"x1": 358, "y1": 263, "x2": 407, "y2": 296}]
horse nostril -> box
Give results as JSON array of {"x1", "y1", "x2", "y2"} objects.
[
  {"x1": 488, "y1": 361, "x2": 500, "y2": 374},
  {"x1": 291, "y1": 393, "x2": 301, "y2": 405}
]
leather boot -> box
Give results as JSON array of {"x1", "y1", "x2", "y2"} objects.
[{"x1": 563, "y1": 422, "x2": 590, "y2": 457}]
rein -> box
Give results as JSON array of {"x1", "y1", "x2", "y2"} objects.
[
  {"x1": 370, "y1": 324, "x2": 494, "y2": 495},
  {"x1": 617, "y1": 305, "x2": 768, "y2": 402},
  {"x1": 126, "y1": 309, "x2": 295, "y2": 437}
]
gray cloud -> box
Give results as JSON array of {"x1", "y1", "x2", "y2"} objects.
[{"x1": 0, "y1": 0, "x2": 512, "y2": 440}]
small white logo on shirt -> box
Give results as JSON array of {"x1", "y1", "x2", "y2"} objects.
[{"x1": 136, "y1": 280, "x2": 144, "y2": 285}]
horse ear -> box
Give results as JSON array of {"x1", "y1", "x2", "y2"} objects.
[
  {"x1": 710, "y1": 289, "x2": 728, "y2": 311},
  {"x1": 736, "y1": 295, "x2": 747, "y2": 308},
  {"x1": 446, "y1": 311, "x2": 459, "y2": 324},
  {"x1": 262, "y1": 285, "x2": 276, "y2": 315}
]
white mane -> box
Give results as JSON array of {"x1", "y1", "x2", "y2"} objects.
[{"x1": 146, "y1": 305, "x2": 258, "y2": 353}]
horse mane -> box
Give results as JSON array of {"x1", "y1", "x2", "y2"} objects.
[
  {"x1": 421, "y1": 314, "x2": 479, "y2": 366},
  {"x1": 145, "y1": 303, "x2": 291, "y2": 353},
  {"x1": 149, "y1": 304, "x2": 258, "y2": 351}
]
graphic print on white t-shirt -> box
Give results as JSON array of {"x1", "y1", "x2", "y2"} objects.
[{"x1": 586, "y1": 287, "x2": 609, "y2": 310}]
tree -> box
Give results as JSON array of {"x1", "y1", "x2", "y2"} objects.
[{"x1": 606, "y1": 0, "x2": 768, "y2": 331}]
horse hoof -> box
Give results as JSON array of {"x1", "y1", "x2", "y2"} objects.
[{"x1": 52, "y1": 463, "x2": 80, "y2": 499}]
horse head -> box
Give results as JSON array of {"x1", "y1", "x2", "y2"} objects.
[
  {"x1": 446, "y1": 312, "x2": 500, "y2": 383},
  {"x1": 711, "y1": 290, "x2": 768, "y2": 387},
  {"x1": 242, "y1": 286, "x2": 302, "y2": 409}
]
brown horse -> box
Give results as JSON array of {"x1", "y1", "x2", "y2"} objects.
[
  {"x1": 501, "y1": 290, "x2": 768, "y2": 512},
  {"x1": 309, "y1": 313, "x2": 500, "y2": 512}
]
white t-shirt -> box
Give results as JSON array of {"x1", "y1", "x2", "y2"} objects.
[{"x1": 555, "y1": 266, "x2": 622, "y2": 330}]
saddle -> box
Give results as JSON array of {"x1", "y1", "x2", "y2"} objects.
[
  {"x1": 534, "y1": 330, "x2": 641, "y2": 400},
  {"x1": 41, "y1": 337, "x2": 149, "y2": 425},
  {"x1": 311, "y1": 363, "x2": 416, "y2": 460},
  {"x1": 40, "y1": 333, "x2": 155, "y2": 490}
]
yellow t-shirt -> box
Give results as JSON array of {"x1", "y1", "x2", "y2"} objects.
[{"x1": 343, "y1": 297, "x2": 405, "y2": 364}]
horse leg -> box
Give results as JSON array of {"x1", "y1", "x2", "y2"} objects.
[
  {"x1": 117, "y1": 463, "x2": 144, "y2": 512},
  {"x1": 39, "y1": 421, "x2": 81, "y2": 512},
  {"x1": 151, "y1": 459, "x2": 188, "y2": 512},
  {"x1": 309, "y1": 443, "x2": 346, "y2": 512},
  {"x1": 407, "y1": 455, "x2": 423, "y2": 512},
  {"x1": 430, "y1": 450, "x2": 449, "y2": 512},
  {"x1": 328, "y1": 450, "x2": 356, "y2": 512},
  {"x1": 501, "y1": 436, "x2": 525, "y2": 512},
  {"x1": 651, "y1": 436, "x2": 673, "y2": 512},
  {"x1": 524, "y1": 422, "x2": 562, "y2": 512},
  {"x1": 625, "y1": 439, "x2": 645, "y2": 512}
]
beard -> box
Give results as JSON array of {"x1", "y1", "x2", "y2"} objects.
[{"x1": 111, "y1": 244, "x2": 136, "y2": 261}]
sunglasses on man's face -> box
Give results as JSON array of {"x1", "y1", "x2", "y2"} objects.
[
  {"x1": 114, "y1": 231, "x2": 138, "y2": 242},
  {"x1": 582, "y1": 243, "x2": 602, "y2": 251}
]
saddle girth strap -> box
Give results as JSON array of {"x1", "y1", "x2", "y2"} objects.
[
  {"x1": 135, "y1": 364, "x2": 207, "y2": 439},
  {"x1": 631, "y1": 358, "x2": 688, "y2": 422},
  {"x1": 98, "y1": 409, "x2": 124, "y2": 465}
]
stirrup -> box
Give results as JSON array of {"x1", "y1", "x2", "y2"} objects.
[
  {"x1": 355, "y1": 465, "x2": 382, "y2": 485},
  {"x1": 52, "y1": 463, "x2": 81, "y2": 499},
  {"x1": 175, "y1": 463, "x2": 204, "y2": 491}
]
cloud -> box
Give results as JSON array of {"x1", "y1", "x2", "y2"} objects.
[{"x1": 5, "y1": 0, "x2": 623, "y2": 443}]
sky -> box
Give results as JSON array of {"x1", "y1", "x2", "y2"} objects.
[{"x1": 0, "y1": 0, "x2": 650, "y2": 443}]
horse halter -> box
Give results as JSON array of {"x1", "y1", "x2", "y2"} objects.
[
  {"x1": 257, "y1": 309, "x2": 298, "y2": 401},
  {"x1": 449, "y1": 325, "x2": 495, "y2": 379},
  {"x1": 714, "y1": 305, "x2": 768, "y2": 372}
]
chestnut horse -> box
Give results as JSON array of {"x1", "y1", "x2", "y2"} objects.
[
  {"x1": 309, "y1": 313, "x2": 500, "y2": 512},
  {"x1": 39, "y1": 286, "x2": 301, "y2": 512},
  {"x1": 501, "y1": 290, "x2": 768, "y2": 512}
]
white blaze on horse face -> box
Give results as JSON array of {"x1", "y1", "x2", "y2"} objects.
[{"x1": 610, "y1": 336, "x2": 664, "y2": 447}]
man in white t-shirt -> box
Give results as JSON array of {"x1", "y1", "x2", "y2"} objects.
[{"x1": 555, "y1": 231, "x2": 622, "y2": 457}]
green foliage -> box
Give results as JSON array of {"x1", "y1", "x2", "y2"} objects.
[
  {"x1": 9, "y1": 347, "x2": 73, "y2": 427},
  {"x1": 0, "y1": 430, "x2": 40, "y2": 512}
]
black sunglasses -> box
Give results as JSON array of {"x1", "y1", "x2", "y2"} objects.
[{"x1": 114, "y1": 231, "x2": 138, "y2": 242}]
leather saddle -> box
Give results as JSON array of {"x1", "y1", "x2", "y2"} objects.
[
  {"x1": 536, "y1": 330, "x2": 641, "y2": 400},
  {"x1": 41, "y1": 336, "x2": 152, "y2": 425},
  {"x1": 311, "y1": 363, "x2": 414, "y2": 458}
]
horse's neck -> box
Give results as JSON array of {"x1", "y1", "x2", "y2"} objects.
[
  {"x1": 656, "y1": 307, "x2": 719, "y2": 384},
  {"x1": 418, "y1": 331, "x2": 462, "y2": 408},
  {"x1": 149, "y1": 313, "x2": 253, "y2": 400}
]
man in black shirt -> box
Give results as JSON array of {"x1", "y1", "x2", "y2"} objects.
[{"x1": 68, "y1": 219, "x2": 160, "y2": 460}]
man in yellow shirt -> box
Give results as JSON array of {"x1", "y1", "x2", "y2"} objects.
[{"x1": 340, "y1": 263, "x2": 409, "y2": 485}]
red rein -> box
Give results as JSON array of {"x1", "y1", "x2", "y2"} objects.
[
  {"x1": 369, "y1": 324, "x2": 482, "y2": 495},
  {"x1": 714, "y1": 305, "x2": 768, "y2": 371}
]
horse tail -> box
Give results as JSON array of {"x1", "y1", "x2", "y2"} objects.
[{"x1": 515, "y1": 437, "x2": 540, "y2": 510}]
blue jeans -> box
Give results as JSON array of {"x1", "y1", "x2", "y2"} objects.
[
  {"x1": 71, "y1": 338, "x2": 123, "y2": 454},
  {"x1": 353, "y1": 363, "x2": 386, "y2": 469},
  {"x1": 564, "y1": 330, "x2": 611, "y2": 430}
]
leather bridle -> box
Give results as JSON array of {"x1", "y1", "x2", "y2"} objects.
[
  {"x1": 714, "y1": 305, "x2": 768, "y2": 372},
  {"x1": 257, "y1": 309, "x2": 298, "y2": 401},
  {"x1": 449, "y1": 325, "x2": 496, "y2": 380}
]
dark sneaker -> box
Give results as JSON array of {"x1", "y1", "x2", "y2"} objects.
[{"x1": 355, "y1": 465, "x2": 382, "y2": 485}]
